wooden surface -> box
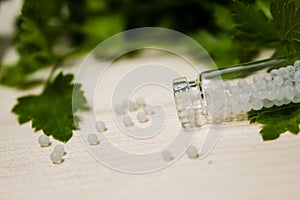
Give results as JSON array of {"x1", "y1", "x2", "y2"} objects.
[{"x1": 1, "y1": 52, "x2": 300, "y2": 200}]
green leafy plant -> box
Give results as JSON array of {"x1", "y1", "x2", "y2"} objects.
[
  {"x1": 248, "y1": 103, "x2": 300, "y2": 140},
  {"x1": 12, "y1": 73, "x2": 86, "y2": 142}
]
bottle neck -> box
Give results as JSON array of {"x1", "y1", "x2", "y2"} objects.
[{"x1": 173, "y1": 77, "x2": 205, "y2": 128}]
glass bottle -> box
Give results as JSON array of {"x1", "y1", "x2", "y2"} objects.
[{"x1": 173, "y1": 55, "x2": 300, "y2": 128}]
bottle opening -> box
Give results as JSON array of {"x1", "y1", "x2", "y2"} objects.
[{"x1": 173, "y1": 77, "x2": 206, "y2": 129}]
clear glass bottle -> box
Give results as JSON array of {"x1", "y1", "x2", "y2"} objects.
[{"x1": 173, "y1": 55, "x2": 300, "y2": 128}]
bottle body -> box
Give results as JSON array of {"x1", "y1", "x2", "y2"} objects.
[{"x1": 173, "y1": 55, "x2": 300, "y2": 128}]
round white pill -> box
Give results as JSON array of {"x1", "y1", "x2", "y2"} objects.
[
  {"x1": 95, "y1": 121, "x2": 107, "y2": 132},
  {"x1": 115, "y1": 105, "x2": 126, "y2": 115},
  {"x1": 137, "y1": 112, "x2": 148, "y2": 123},
  {"x1": 50, "y1": 151, "x2": 63, "y2": 164},
  {"x1": 136, "y1": 97, "x2": 146, "y2": 107},
  {"x1": 273, "y1": 76, "x2": 283, "y2": 86},
  {"x1": 87, "y1": 134, "x2": 99, "y2": 145},
  {"x1": 143, "y1": 106, "x2": 155, "y2": 115},
  {"x1": 251, "y1": 99, "x2": 263, "y2": 110},
  {"x1": 186, "y1": 146, "x2": 199, "y2": 159},
  {"x1": 294, "y1": 60, "x2": 300, "y2": 69},
  {"x1": 278, "y1": 67, "x2": 289, "y2": 78},
  {"x1": 123, "y1": 100, "x2": 137, "y2": 112},
  {"x1": 162, "y1": 150, "x2": 173, "y2": 161},
  {"x1": 123, "y1": 116, "x2": 134, "y2": 127},
  {"x1": 54, "y1": 145, "x2": 65, "y2": 156},
  {"x1": 38, "y1": 135, "x2": 50, "y2": 147},
  {"x1": 237, "y1": 79, "x2": 247, "y2": 88}
]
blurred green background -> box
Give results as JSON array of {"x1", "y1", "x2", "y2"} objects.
[{"x1": 0, "y1": 0, "x2": 299, "y2": 88}]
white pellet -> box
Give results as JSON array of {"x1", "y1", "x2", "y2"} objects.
[
  {"x1": 273, "y1": 76, "x2": 283, "y2": 86},
  {"x1": 229, "y1": 86, "x2": 241, "y2": 97},
  {"x1": 224, "y1": 82, "x2": 231, "y2": 90},
  {"x1": 162, "y1": 150, "x2": 173, "y2": 161},
  {"x1": 123, "y1": 116, "x2": 134, "y2": 127},
  {"x1": 50, "y1": 151, "x2": 63, "y2": 164},
  {"x1": 239, "y1": 91, "x2": 250, "y2": 102},
  {"x1": 137, "y1": 112, "x2": 148, "y2": 123},
  {"x1": 262, "y1": 99, "x2": 274, "y2": 108},
  {"x1": 286, "y1": 65, "x2": 295, "y2": 73},
  {"x1": 237, "y1": 79, "x2": 247, "y2": 88},
  {"x1": 294, "y1": 60, "x2": 300, "y2": 69},
  {"x1": 251, "y1": 99, "x2": 263, "y2": 110},
  {"x1": 186, "y1": 146, "x2": 199, "y2": 159},
  {"x1": 136, "y1": 97, "x2": 146, "y2": 107},
  {"x1": 87, "y1": 134, "x2": 99, "y2": 145},
  {"x1": 95, "y1": 121, "x2": 107, "y2": 132},
  {"x1": 278, "y1": 67, "x2": 289, "y2": 78},
  {"x1": 294, "y1": 71, "x2": 300, "y2": 80},
  {"x1": 123, "y1": 100, "x2": 137, "y2": 112},
  {"x1": 115, "y1": 105, "x2": 126, "y2": 115},
  {"x1": 38, "y1": 135, "x2": 50, "y2": 147},
  {"x1": 144, "y1": 106, "x2": 155, "y2": 115},
  {"x1": 274, "y1": 99, "x2": 284, "y2": 106},
  {"x1": 54, "y1": 145, "x2": 65, "y2": 156}
]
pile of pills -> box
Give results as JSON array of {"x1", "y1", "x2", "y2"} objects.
[
  {"x1": 87, "y1": 120, "x2": 107, "y2": 146},
  {"x1": 37, "y1": 134, "x2": 67, "y2": 164},
  {"x1": 208, "y1": 60, "x2": 300, "y2": 120},
  {"x1": 114, "y1": 97, "x2": 155, "y2": 127},
  {"x1": 50, "y1": 145, "x2": 66, "y2": 164}
]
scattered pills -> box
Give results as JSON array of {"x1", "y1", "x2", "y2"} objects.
[
  {"x1": 95, "y1": 121, "x2": 107, "y2": 132},
  {"x1": 137, "y1": 112, "x2": 148, "y2": 123},
  {"x1": 38, "y1": 135, "x2": 50, "y2": 147},
  {"x1": 123, "y1": 115, "x2": 134, "y2": 127},
  {"x1": 54, "y1": 145, "x2": 65, "y2": 156},
  {"x1": 87, "y1": 134, "x2": 99, "y2": 145},
  {"x1": 50, "y1": 151, "x2": 63, "y2": 164},
  {"x1": 186, "y1": 146, "x2": 199, "y2": 159},
  {"x1": 162, "y1": 150, "x2": 174, "y2": 161}
]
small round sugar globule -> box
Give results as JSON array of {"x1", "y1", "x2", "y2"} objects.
[
  {"x1": 143, "y1": 106, "x2": 155, "y2": 115},
  {"x1": 123, "y1": 116, "x2": 134, "y2": 127},
  {"x1": 54, "y1": 144, "x2": 65, "y2": 156},
  {"x1": 186, "y1": 146, "x2": 199, "y2": 159},
  {"x1": 127, "y1": 100, "x2": 138, "y2": 112},
  {"x1": 87, "y1": 134, "x2": 99, "y2": 145},
  {"x1": 137, "y1": 112, "x2": 148, "y2": 123},
  {"x1": 136, "y1": 97, "x2": 146, "y2": 108},
  {"x1": 95, "y1": 121, "x2": 107, "y2": 132},
  {"x1": 50, "y1": 151, "x2": 63, "y2": 164},
  {"x1": 38, "y1": 135, "x2": 50, "y2": 147},
  {"x1": 162, "y1": 150, "x2": 174, "y2": 162}
]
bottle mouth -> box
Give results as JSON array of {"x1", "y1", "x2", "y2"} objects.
[{"x1": 173, "y1": 77, "x2": 205, "y2": 128}]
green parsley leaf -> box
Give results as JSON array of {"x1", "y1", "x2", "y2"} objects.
[
  {"x1": 0, "y1": 16, "x2": 56, "y2": 86},
  {"x1": 232, "y1": 1, "x2": 280, "y2": 50},
  {"x1": 232, "y1": 0, "x2": 300, "y2": 57},
  {"x1": 270, "y1": 0, "x2": 300, "y2": 55},
  {"x1": 12, "y1": 72, "x2": 87, "y2": 142},
  {"x1": 248, "y1": 103, "x2": 300, "y2": 140}
]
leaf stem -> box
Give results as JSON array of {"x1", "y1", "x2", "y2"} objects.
[{"x1": 46, "y1": 58, "x2": 63, "y2": 86}]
